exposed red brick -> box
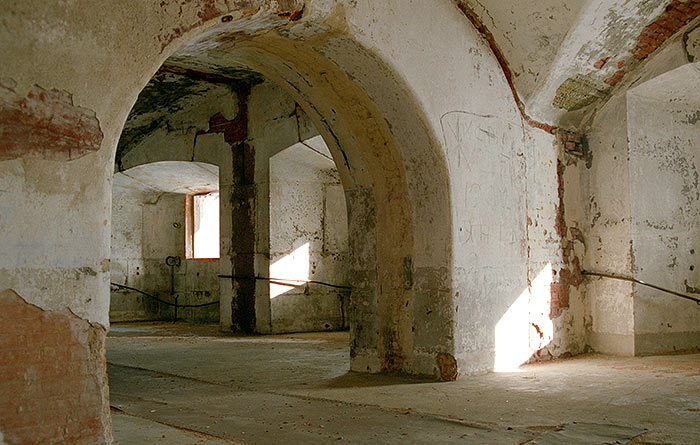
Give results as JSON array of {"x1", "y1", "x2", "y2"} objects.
[
  {"x1": 607, "y1": 0, "x2": 700, "y2": 86},
  {"x1": 593, "y1": 57, "x2": 609, "y2": 69},
  {"x1": 551, "y1": 255, "x2": 582, "y2": 319},
  {"x1": 0, "y1": 80, "x2": 103, "y2": 161},
  {"x1": 0, "y1": 289, "x2": 111, "y2": 444},
  {"x1": 559, "y1": 262, "x2": 583, "y2": 289},
  {"x1": 197, "y1": 83, "x2": 250, "y2": 145},
  {"x1": 550, "y1": 283, "x2": 569, "y2": 318},
  {"x1": 437, "y1": 352, "x2": 458, "y2": 381},
  {"x1": 550, "y1": 149, "x2": 586, "y2": 321},
  {"x1": 554, "y1": 159, "x2": 567, "y2": 238},
  {"x1": 196, "y1": 0, "x2": 223, "y2": 21},
  {"x1": 604, "y1": 69, "x2": 626, "y2": 87}
]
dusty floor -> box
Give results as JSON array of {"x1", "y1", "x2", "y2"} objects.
[{"x1": 107, "y1": 322, "x2": 700, "y2": 444}]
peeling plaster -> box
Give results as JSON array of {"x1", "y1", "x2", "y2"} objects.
[
  {"x1": 552, "y1": 74, "x2": 609, "y2": 111},
  {"x1": 0, "y1": 79, "x2": 103, "y2": 161},
  {"x1": 0, "y1": 289, "x2": 111, "y2": 444}
]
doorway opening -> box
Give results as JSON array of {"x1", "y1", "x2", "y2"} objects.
[
  {"x1": 107, "y1": 58, "x2": 357, "y2": 440},
  {"x1": 268, "y1": 135, "x2": 350, "y2": 333},
  {"x1": 107, "y1": 14, "x2": 456, "y2": 430}
]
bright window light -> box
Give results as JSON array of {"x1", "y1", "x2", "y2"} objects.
[{"x1": 188, "y1": 192, "x2": 219, "y2": 259}]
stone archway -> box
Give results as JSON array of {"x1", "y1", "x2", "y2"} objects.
[{"x1": 131, "y1": 2, "x2": 455, "y2": 379}]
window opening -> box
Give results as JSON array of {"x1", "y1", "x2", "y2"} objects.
[{"x1": 186, "y1": 192, "x2": 220, "y2": 259}]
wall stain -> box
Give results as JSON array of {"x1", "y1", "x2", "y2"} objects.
[
  {"x1": 437, "y1": 352, "x2": 458, "y2": 381},
  {"x1": 0, "y1": 79, "x2": 103, "y2": 161}
]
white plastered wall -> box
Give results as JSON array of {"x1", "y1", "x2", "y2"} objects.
[
  {"x1": 627, "y1": 63, "x2": 700, "y2": 353},
  {"x1": 584, "y1": 33, "x2": 700, "y2": 355}
]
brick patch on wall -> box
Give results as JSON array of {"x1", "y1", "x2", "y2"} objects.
[
  {"x1": 607, "y1": 0, "x2": 700, "y2": 86},
  {"x1": 632, "y1": 0, "x2": 700, "y2": 60},
  {"x1": 0, "y1": 289, "x2": 111, "y2": 444}
]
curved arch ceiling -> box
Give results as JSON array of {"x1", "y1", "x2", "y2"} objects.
[{"x1": 114, "y1": 161, "x2": 219, "y2": 195}]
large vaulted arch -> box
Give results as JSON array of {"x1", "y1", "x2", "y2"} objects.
[{"x1": 118, "y1": 1, "x2": 455, "y2": 378}]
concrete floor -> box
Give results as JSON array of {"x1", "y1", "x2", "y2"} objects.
[{"x1": 107, "y1": 322, "x2": 700, "y2": 444}]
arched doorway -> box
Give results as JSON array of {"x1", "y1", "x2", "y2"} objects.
[{"x1": 114, "y1": 3, "x2": 454, "y2": 379}]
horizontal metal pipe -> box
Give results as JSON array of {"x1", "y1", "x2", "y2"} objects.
[
  {"x1": 217, "y1": 275, "x2": 351, "y2": 290},
  {"x1": 110, "y1": 282, "x2": 219, "y2": 308},
  {"x1": 582, "y1": 270, "x2": 700, "y2": 305}
]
